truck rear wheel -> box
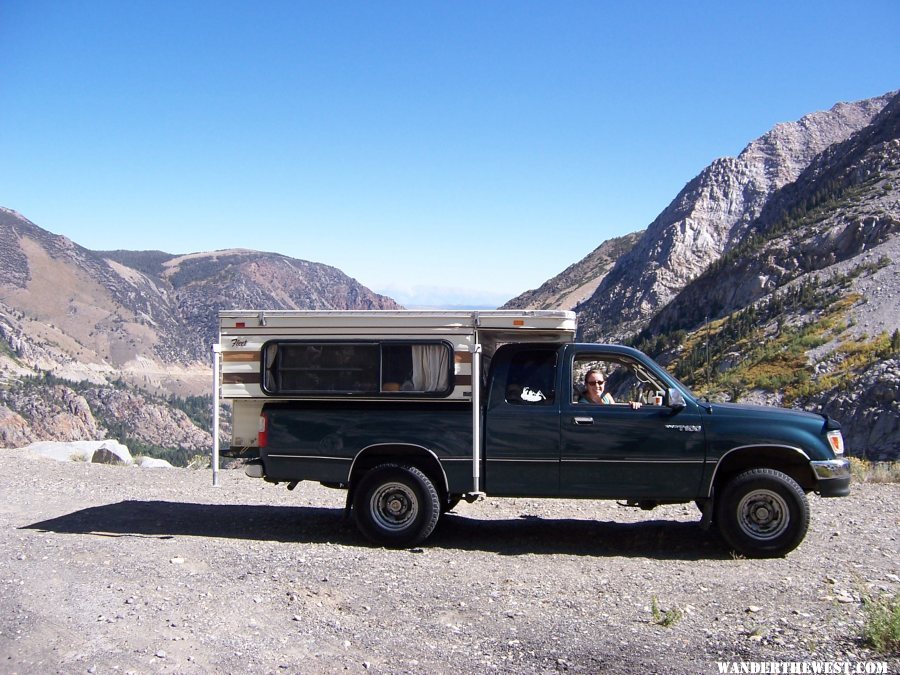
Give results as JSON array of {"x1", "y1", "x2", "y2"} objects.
[
  {"x1": 717, "y1": 468, "x2": 809, "y2": 558},
  {"x1": 353, "y1": 464, "x2": 441, "y2": 548}
]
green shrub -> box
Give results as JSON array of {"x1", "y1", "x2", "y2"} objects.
[
  {"x1": 651, "y1": 596, "x2": 683, "y2": 627},
  {"x1": 862, "y1": 593, "x2": 900, "y2": 654}
]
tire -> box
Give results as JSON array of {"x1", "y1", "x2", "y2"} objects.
[
  {"x1": 353, "y1": 464, "x2": 441, "y2": 548},
  {"x1": 716, "y1": 468, "x2": 810, "y2": 558}
]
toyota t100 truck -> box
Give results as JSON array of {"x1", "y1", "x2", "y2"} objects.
[{"x1": 213, "y1": 310, "x2": 850, "y2": 557}]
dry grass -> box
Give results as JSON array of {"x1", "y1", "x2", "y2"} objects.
[{"x1": 848, "y1": 457, "x2": 900, "y2": 483}]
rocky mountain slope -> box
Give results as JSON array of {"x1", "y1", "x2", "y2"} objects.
[
  {"x1": 637, "y1": 92, "x2": 900, "y2": 459},
  {"x1": 502, "y1": 231, "x2": 642, "y2": 310},
  {"x1": 647, "y1": 93, "x2": 900, "y2": 337},
  {"x1": 506, "y1": 90, "x2": 900, "y2": 460},
  {"x1": 577, "y1": 91, "x2": 896, "y2": 342},
  {"x1": 0, "y1": 209, "x2": 399, "y2": 455}
]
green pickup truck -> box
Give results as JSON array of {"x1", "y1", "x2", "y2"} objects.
[{"x1": 245, "y1": 338, "x2": 849, "y2": 558}]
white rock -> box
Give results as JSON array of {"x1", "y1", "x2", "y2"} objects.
[
  {"x1": 138, "y1": 456, "x2": 174, "y2": 469},
  {"x1": 22, "y1": 440, "x2": 132, "y2": 464}
]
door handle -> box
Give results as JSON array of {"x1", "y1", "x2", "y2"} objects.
[{"x1": 573, "y1": 416, "x2": 594, "y2": 425}]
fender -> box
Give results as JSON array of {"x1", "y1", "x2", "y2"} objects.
[
  {"x1": 350, "y1": 442, "x2": 450, "y2": 496},
  {"x1": 704, "y1": 444, "x2": 812, "y2": 497}
]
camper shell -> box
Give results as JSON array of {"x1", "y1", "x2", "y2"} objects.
[{"x1": 218, "y1": 309, "x2": 576, "y2": 452}]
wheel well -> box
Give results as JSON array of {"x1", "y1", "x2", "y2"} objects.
[
  {"x1": 349, "y1": 444, "x2": 449, "y2": 501},
  {"x1": 711, "y1": 446, "x2": 816, "y2": 494}
]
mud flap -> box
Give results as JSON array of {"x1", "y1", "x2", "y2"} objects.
[{"x1": 698, "y1": 494, "x2": 714, "y2": 531}]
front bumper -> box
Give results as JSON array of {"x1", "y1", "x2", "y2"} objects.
[{"x1": 811, "y1": 458, "x2": 851, "y2": 497}]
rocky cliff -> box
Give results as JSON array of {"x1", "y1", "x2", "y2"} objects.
[
  {"x1": 647, "y1": 93, "x2": 900, "y2": 336},
  {"x1": 577, "y1": 91, "x2": 897, "y2": 342},
  {"x1": 633, "y1": 92, "x2": 900, "y2": 460}
]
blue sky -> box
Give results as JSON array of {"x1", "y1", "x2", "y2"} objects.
[{"x1": 1, "y1": 2, "x2": 898, "y2": 308}]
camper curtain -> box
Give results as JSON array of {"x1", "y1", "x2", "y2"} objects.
[
  {"x1": 264, "y1": 344, "x2": 278, "y2": 390},
  {"x1": 411, "y1": 345, "x2": 450, "y2": 392}
]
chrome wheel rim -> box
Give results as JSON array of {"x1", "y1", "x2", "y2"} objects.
[
  {"x1": 737, "y1": 489, "x2": 789, "y2": 541},
  {"x1": 370, "y1": 482, "x2": 418, "y2": 532}
]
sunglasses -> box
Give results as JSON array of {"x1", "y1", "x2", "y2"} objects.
[{"x1": 586, "y1": 380, "x2": 605, "y2": 386}]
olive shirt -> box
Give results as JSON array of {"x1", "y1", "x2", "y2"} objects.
[{"x1": 578, "y1": 392, "x2": 615, "y2": 405}]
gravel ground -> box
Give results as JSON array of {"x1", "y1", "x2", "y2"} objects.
[{"x1": 1, "y1": 451, "x2": 898, "y2": 674}]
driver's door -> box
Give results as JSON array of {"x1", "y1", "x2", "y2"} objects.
[{"x1": 560, "y1": 349, "x2": 706, "y2": 499}]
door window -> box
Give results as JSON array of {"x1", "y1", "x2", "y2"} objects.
[
  {"x1": 504, "y1": 349, "x2": 557, "y2": 405},
  {"x1": 573, "y1": 354, "x2": 667, "y2": 407}
]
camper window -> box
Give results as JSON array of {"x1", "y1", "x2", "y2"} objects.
[{"x1": 262, "y1": 341, "x2": 453, "y2": 396}]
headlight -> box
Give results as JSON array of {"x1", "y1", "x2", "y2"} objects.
[{"x1": 826, "y1": 430, "x2": 844, "y2": 456}]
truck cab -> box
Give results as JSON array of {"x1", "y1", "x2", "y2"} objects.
[{"x1": 479, "y1": 341, "x2": 849, "y2": 556}]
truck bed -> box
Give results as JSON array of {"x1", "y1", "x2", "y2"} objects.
[{"x1": 261, "y1": 400, "x2": 473, "y2": 490}]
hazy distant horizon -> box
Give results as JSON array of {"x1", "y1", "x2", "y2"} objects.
[{"x1": 375, "y1": 283, "x2": 511, "y2": 310}]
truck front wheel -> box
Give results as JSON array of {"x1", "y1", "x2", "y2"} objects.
[
  {"x1": 353, "y1": 464, "x2": 441, "y2": 548},
  {"x1": 717, "y1": 468, "x2": 810, "y2": 558}
]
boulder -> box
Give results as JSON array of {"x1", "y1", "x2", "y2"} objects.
[
  {"x1": 138, "y1": 456, "x2": 174, "y2": 469},
  {"x1": 22, "y1": 440, "x2": 133, "y2": 464}
]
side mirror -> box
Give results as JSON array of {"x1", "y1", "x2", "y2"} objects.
[{"x1": 668, "y1": 388, "x2": 686, "y2": 410}]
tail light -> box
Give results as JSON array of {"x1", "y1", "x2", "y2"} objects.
[{"x1": 258, "y1": 412, "x2": 268, "y2": 448}]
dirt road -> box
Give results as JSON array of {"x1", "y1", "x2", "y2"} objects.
[{"x1": 1, "y1": 451, "x2": 897, "y2": 673}]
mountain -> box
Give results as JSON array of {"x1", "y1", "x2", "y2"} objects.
[
  {"x1": 576, "y1": 91, "x2": 897, "y2": 342},
  {"x1": 501, "y1": 231, "x2": 643, "y2": 310},
  {"x1": 647, "y1": 92, "x2": 900, "y2": 337},
  {"x1": 0, "y1": 209, "x2": 399, "y2": 456},
  {"x1": 0, "y1": 208, "x2": 398, "y2": 376},
  {"x1": 503, "y1": 90, "x2": 899, "y2": 460},
  {"x1": 634, "y1": 92, "x2": 900, "y2": 459}
]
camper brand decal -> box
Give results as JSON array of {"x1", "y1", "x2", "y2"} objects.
[
  {"x1": 665, "y1": 424, "x2": 702, "y2": 433},
  {"x1": 231, "y1": 338, "x2": 248, "y2": 347}
]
